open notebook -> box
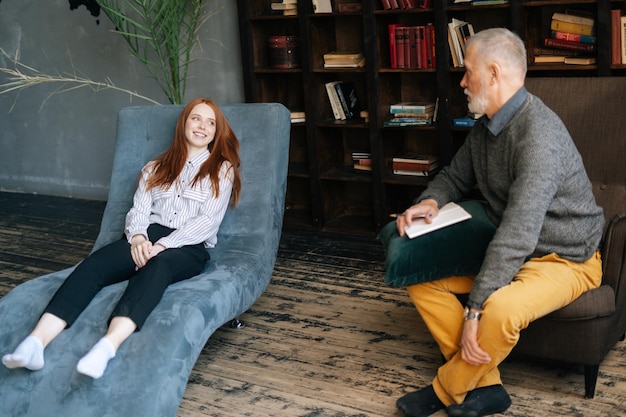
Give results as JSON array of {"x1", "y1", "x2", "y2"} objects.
[{"x1": 404, "y1": 202, "x2": 472, "y2": 239}]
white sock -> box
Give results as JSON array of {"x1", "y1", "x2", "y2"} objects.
[
  {"x1": 76, "y1": 337, "x2": 116, "y2": 379},
  {"x1": 2, "y1": 335, "x2": 45, "y2": 371}
]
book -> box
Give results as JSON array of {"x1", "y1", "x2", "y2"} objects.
[
  {"x1": 551, "y1": 30, "x2": 596, "y2": 45},
  {"x1": 389, "y1": 112, "x2": 433, "y2": 119},
  {"x1": 533, "y1": 55, "x2": 568, "y2": 64},
  {"x1": 448, "y1": 18, "x2": 466, "y2": 67},
  {"x1": 452, "y1": 115, "x2": 478, "y2": 127},
  {"x1": 552, "y1": 11, "x2": 595, "y2": 27},
  {"x1": 325, "y1": 81, "x2": 345, "y2": 120},
  {"x1": 393, "y1": 169, "x2": 437, "y2": 176},
  {"x1": 532, "y1": 47, "x2": 580, "y2": 57},
  {"x1": 312, "y1": 0, "x2": 332, "y2": 13},
  {"x1": 425, "y1": 24, "x2": 436, "y2": 69},
  {"x1": 392, "y1": 154, "x2": 438, "y2": 164},
  {"x1": 611, "y1": 9, "x2": 623, "y2": 65},
  {"x1": 337, "y1": 2, "x2": 362, "y2": 12},
  {"x1": 550, "y1": 19, "x2": 594, "y2": 36},
  {"x1": 354, "y1": 164, "x2": 372, "y2": 171},
  {"x1": 384, "y1": 119, "x2": 432, "y2": 127},
  {"x1": 564, "y1": 56, "x2": 596, "y2": 65},
  {"x1": 387, "y1": 117, "x2": 433, "y2": 124},
  {"x1": 392, "y1": 160, "x2": 439, "y2": 171},
  {"x1": 543, "y1": 38, "x2": 595, "y2": 53},
  {"x1": 271, "y1": 2, "x2": 297, "y2": 10},
  {"x1": 404, "y1": 202, "x2": 472, "y2": 239},
  {"x1": 622, "y1": 15, "x2": 626, "y2": 64},
  {"x1": 388, "y1": 24, "x2": 404, "y2": 69},
  {"x1": 390, "y1": 102, "x2": 435, "y2": 113},
  {"x1": 290, "y1": 111, "x2": 306, "y2": 123},
  {"x1": 324, "y1": 51, "x2": 363, "y2": 61},
  {"x1": 471, "y1": 0, "x2": 509, "y2": 5},
  {"x1": 334, "y1": 82, "x2": 360, "y2": 119},
  {"x1": 323, "y1": 58, "x2": 366, "y2": 68}
]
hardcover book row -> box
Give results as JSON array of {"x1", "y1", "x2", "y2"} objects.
[{"x1": 389, "y1": 24, "x2": 437, "y2": 69}]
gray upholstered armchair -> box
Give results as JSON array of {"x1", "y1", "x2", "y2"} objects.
[
  {"x1": 0, "y1": 102, "x2": 290, "y2": 416},
  {"x1": 512, "y1": 78, "x2": 626, "y2": 399}
]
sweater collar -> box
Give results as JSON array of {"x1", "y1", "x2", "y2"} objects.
[{"x1": 484, "y1": 86, "x2": 528, "y2": 136}]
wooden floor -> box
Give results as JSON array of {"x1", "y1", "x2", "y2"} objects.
[{"x1": 1, "y1": 191, "x2": 626, "y2": 417}]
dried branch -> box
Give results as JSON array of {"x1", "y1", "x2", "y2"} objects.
[{"x1": 0, "y1": 48, "x2": 160, "y2": 111}]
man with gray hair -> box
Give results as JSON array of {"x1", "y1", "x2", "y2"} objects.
[{"x1": 394, "y1": 28, "x2": 603, "y2": 416}]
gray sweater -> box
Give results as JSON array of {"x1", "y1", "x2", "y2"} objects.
[{"x1": 419, "y1": 88, "x2": 604, "y2": 308}]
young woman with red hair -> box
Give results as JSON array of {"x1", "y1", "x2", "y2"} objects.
[{"x1": 2, "y1": 98, "x2": 241, "y2": 379}]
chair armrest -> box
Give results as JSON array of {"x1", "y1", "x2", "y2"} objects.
[{"x1": 601, "y1": 211, "x2": 626, "y2": 292}]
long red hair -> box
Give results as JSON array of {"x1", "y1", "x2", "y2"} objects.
[{"x1": 145, "y1": 98, "x2": 241, "y2": 205}]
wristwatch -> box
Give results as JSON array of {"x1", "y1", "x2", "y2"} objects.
[{"x1": 464, "y1": 306, "x2": 482, "y2": 321}]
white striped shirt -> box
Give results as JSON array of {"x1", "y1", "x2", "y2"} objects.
[{"x1": 124, "y1": 150, "x2": 234, "y2": 248}]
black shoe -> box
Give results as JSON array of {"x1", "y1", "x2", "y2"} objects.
[
  {"x1": 446, "y1": 385, "x2": 512, "y2": 417},
  {"x1": 397, "y1": 385, "x2": 445, "y2": 417}
]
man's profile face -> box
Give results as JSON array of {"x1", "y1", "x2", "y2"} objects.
[{"x1": 461, "y1": 48, "x2": 489, "y2": 116}]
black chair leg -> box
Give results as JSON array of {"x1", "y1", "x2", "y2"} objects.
[
  {"x1": 584, "y1": 364, "x2": 599, "y2": 399},
  {"x1": 230, "y1": 318, "x2": 245, "y2": 329}
]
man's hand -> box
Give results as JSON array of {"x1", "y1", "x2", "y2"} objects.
[
  {"x1": 396, "y1": 199, "x2": 439, "y2": 236},
  {"x1": 460, "y1": 317, "x2": 491, "y2": 365}
]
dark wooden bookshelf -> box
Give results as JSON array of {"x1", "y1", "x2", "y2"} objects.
[{"x1": 237, "y1": 0, "x2": 625, "y2": 236}]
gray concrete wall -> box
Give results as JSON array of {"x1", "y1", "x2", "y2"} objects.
[{"x1": 0, "y1": 0, "x2": 244, "y2": 200}]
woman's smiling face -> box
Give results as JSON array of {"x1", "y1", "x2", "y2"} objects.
[{"x1": 184, "y1": 103, "x2": 216, "y2": 157}]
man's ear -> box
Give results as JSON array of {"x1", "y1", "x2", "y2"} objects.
[{"x1": 488, "y1": 63, "x2": 501, "y2": 84}]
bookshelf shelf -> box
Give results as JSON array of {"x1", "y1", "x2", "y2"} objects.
[{"x1": 238, "y1": 0, "x2": 621, "y2": 236}]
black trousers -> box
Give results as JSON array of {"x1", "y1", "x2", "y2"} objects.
[{"x1": 44, "y1": 224, "x2": 210, "y2": 330}]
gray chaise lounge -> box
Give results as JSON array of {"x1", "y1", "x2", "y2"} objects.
[{"x1": 0, "y1": 102, "x2": 290, "y2": 417}]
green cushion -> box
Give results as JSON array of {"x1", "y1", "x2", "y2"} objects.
[{"x1": 378, "y1": 200, "x2": 496, "y2": 288}]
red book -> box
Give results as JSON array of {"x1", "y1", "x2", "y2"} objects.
[
  {"x1": 552, "y1": 30, "x2": 596, "y2": 44},
  {"x1": 425, "y1": 24, "x2": 436, "y2": 68},
  {"x1": 395, "y1": 26, "x2": 408, "y2": 69},
  {"x1": 403, "y1": 27, "x2": 411, "y2": 68},
  {"x1": 611, "y1": 9, "x2": 623, "y2": 65},
  {"x1": 409, "y1": 26, "x2": 419, "y2": 69},
  {"x1": 392, "y1": 161, "x2": 439, "y2": 171},
  {"x1": 389, "y1": 0, "x2": 400, "y2": 8},
  {"x1": 388, "y1": 24, "x2": 403, "y2": 68},
  {"x1": 543, "y1": 38, "x2": 595, "y2": 52},
  {"x1": 419, "y1": 26, "x2": 428, "y2": 69},
  {"x1": 380, "y1": 0, "x2": 392, "y2": 9}
]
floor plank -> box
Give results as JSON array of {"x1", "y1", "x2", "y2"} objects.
[{"x1": 1, "y1": 192, "x2": 626, "y2": 416}]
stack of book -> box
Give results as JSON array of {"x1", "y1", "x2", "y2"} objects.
[
  {"x1": 447, "y1": 18, "x2": 474, "y2": 68},
  {"x1": 325, "y1": 81, "x2": 361, "y2": 120},
  {"x1": 391, "y1": 154, "x2": 439, "y2": 177},
  {"x1": 271, "y1": 0, "x2": 298, "y2": 15},
  {"x1": 384, "y1": 101, "x2": 435, "y2": 127},
  {"x1": 380, "y1": 0, "x2": 432, "y2": 9},
  {"x1": 352, "y1": 152, "x2": 372, "y2": 172},
  {"x1": 534, "y1": 10, "x2": 596, "y2": 65},
  {"x1": 388, "y1": 24, "x2": 436, "y2": 69},
  {"x1": 323, "y1": 51, "x2": 365, "y2": 68},
  {"x1": 290, "y1": 111, "x2": 305, "y2": 124}
]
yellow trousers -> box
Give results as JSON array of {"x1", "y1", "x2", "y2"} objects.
[{"x1": 406, "y1": 251, "x2": 602, "y2": 406}]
